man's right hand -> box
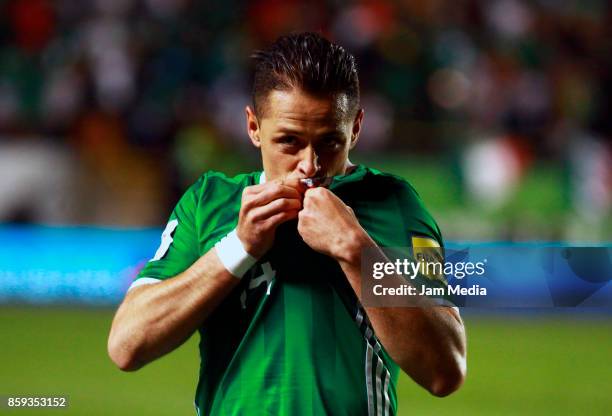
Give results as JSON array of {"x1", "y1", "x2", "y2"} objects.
[{"x1": 236, "y1": 178, "x2": 304, "y2": 258}]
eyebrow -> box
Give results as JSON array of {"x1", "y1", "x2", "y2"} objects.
[
  {"x1": 273, "y1": 127, "x2": 344, "y2": 137},
  {"x1": 274, "y1": 127, "x2": 303, "y2": 136}
]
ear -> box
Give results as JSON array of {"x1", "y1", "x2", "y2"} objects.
[
  {"x1": 245, "y1": 106, "x2": 261, "y2": 148},
  {"x1": 349, "y1": 108, "x2": 364, "y2": 150}
]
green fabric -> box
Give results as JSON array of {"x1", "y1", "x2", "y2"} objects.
[{"x1": 135, "y1": 165, "x2": 443, "y2": 415}]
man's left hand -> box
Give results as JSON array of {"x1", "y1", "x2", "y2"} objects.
[{"x1": 297, "y1": 187, "x2": 369, "y2": 263}]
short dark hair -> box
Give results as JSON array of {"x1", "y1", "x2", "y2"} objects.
[{"x1": 251, "y1": 32, "x2": 360, "y2": 117}]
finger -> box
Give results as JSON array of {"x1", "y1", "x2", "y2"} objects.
[
  {"x1": 247, "y1": 176, "x2": 305, "y2": 197},
  {"x1": 263, "y1": 209, "x2": 300, "y2": 229},
  {"x1": 243, "y1": 182, "x2": 268, "y2": 195},
  {"x1": 244, "y1": 177, "x2": 288, "y2": 196},
  {"x1": 248, "y1": 182, "x2": 302, "y2": 207},
  {"x1": 302, "y1": 188, "x2": 320, "y2": 208},
  {"x1": 276, "y1": 176, "x2": 307, "y2": 196},
  {"x1": 250, "y1": 197, "x2": 302, "y2": 221},
  {"x1": 305, "y1": 186, "x2": 330, "y2": 196}
]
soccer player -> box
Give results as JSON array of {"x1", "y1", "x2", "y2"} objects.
[{"x1": 108, "y1": 32, "x2": 466, "y2": 415}]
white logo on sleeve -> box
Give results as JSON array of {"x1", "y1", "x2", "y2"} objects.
[{"x1": 151, "y1": 219, "x2": 179, "y2": 261}]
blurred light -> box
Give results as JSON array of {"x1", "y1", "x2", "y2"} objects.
[
  {"x1": 83, "y1": 18, "x2": 135, "y2": 111},
  {"x1": 172, "y1": 84, "x2": 208, "y2": 124},
  {"x1": 466, "y1": 58, "x2": 509, "y2": 126},
  {"x1": 377, "y1": 27, "x2": 421, "y2": 66},
  {"x1": 557, "y1": 67, "x2": 595, "y2": 123},
  {"x1": 0, "y1": 82, "x2": 20, "y2": 126},
  {"x1": 358, "y1": 94, "x2": 393, "y2": 150},
  {"x1": 571, "y1": 136, "x2": 612, "y2": 220},
  {"x1": 207, "y1": 71, "x2": 251, "y2": 145},
  {"x1": 332, "y1": 3, "x2": 391, "y2": 50},
  {"x1": 463, "y1": 137, "x2": 523, "y2": 208},
  {"x1": 248, "y1": 0, "x2": 314, "y2": 42},
  {"x1": 433, "y1": 30, "x2": 477, "y2": 71},
  {"x1": 95, "y1": 49, "x2": 135, "y2": 111},
  {"x1": 0, "y1": 141, "x2": 76, "y2": 224},
  {"x1": 94, "y1": 0, "x2": 134, "y2": 16},
  {"x1": 42, "y1": 68, "x2": 84, "y2": 127},
  {"x1": 128, "y1": 101, "x2": 173, "y2": 146},
  {"x1": 486, "y1": 0, "x2": 533, "y2": 40},
  {"x1": 145, "y1": 0, "x2": 187, "y2": 18},
  {"x1": 10, "y1": 0, "x2": 55, "y2": 52},
  {"x1": 173, "y1": 124, "x2": 223, "y2": 185},
  {"x1": 512, "y1": 71, "x2": 550, "y2": 116},
  {"x1": 428, "y1": 68, "x2": 471, "y2": 110}
]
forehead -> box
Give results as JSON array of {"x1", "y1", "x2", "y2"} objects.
[{"x1": 260, "y1": 89, "x2": 351, "y2": 130}]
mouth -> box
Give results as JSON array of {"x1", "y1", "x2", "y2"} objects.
[{"x1": 300, "y1": 176, "x2": 333, "y2": 188}]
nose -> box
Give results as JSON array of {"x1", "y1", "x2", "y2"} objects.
[{"x1": 298, "y1": 145, "x2": 321, "y2": 178}]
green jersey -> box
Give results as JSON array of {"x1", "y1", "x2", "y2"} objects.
[{"x1": 131, "y1": 164, "x2": 443, "y2": 416}]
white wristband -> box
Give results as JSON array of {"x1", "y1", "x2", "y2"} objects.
[{"x1": 214, "y1": 229, "x2": 257, "y2": 278}]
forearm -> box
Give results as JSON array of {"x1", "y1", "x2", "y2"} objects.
[
  {"x1": 108, "y1": 179, "x2": 303, "y2": 371},
  {"x1": 338, "y1": 232, "x2": 467, "y2": 396},
  {"x1": 107, "y1": 248, "x2": 239, "y2": 371},
  {"x1": 359, "y1": 303, "x2": 466, "y2": 396}
]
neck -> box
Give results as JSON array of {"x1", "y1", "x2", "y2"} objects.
[{"x1": 344, "y1": 160, "x2": 356, "y2": 175}]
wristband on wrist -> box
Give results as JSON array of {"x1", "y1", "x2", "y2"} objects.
[{"x1": 214, "y1": 229, "x2": 257, "y2": 278}]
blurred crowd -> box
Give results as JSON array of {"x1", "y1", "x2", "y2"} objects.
[{"x1": 0, "y1": 0, "x2": 610, "y2": 239}]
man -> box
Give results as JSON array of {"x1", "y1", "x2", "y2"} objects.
[{"x1": 108, "y1": 32, "x2": 466, "y2": 415}]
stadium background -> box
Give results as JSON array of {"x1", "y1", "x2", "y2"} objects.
[{"x1": 0, "y1": 0, "x2": 610, "y2": 415}]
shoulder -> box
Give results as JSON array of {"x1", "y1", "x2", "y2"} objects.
[
  {"x1": 191, "y1": 170, "x2": 259, "y2": 193},
  {"x1": 364, "y1": 167, "x2": 420, "y2": 194},
  {"x1": 360, "y1": 166, "x2": 426, "y2": 209},
  {"x1": 361, "y1": 166, "x2": 443, "y2": 245},
  {"x1": 172, "y1": 170, "x2": 260, "y2": 238},
  {"x1": 184, "y1": 170, "x2": 259, "y2": 200},
  {"x1": 174, "y1": 170, "x2": 259, "y2": 215}
]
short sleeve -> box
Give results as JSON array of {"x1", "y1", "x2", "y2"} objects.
[
  {"x1": 369, "y1": 176, "x2": 451, "y2": 303},
  {"x1": 397, "y1": 182, "x2": 443, "y2": 248},
  {"x1": 128, "y1": 178, "x2": 202, "y2": 290},
  {"x1": 359, "y1": 174, "x2": 443, "y2": 249}
]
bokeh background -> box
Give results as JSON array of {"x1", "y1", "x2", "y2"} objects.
[{"x1": 0, "y1": 0, "x2": 610, "y2": 415}]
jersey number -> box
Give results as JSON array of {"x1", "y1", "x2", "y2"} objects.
[{"x1": 240, "y1": 262, "x2": 275, "y2": 309}]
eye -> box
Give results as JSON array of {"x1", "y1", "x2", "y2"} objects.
[
  {"x1": 321, "y1": 136, "x2": 343, "y2": 149},
  {"x1": 277, "y1": 135, "x2": 299, "y2": 146}
]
